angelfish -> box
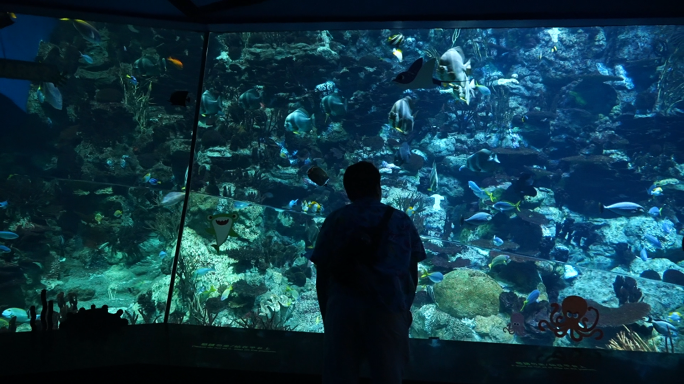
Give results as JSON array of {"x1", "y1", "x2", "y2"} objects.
[{"x1": 206, "y1": 213, "x2": 240, "y2": 252}]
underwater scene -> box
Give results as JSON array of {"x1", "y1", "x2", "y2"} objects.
[{"x1": 2, "y1": 14, "x2": 684, "y2": 353}]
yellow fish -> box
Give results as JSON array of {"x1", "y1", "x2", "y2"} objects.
[{"x1": 167, "y1": 57, "x2": 184, "y2": 70}]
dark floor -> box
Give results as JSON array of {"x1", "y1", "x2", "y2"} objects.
[{"x1": 0, "y1": 324, "x2": 682, "y2": 383}]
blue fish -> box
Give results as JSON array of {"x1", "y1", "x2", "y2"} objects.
[
  {"x1": 233, "y1": 201, "x2": 250, "y2": 209},
  {"x1": 426, "y1": 272, "x2": 444, "y2": 283},
  {"x1": 0, "y1": 231, "x2": 18, "y2": 240},
  {"x1": 493, "y1": 235, "x2": 504, "y2": 247},
  {"x1": 79, "y1": 51, "x2": 93, "y2": 64},
  {"x1": 648, "y1": 206, "x2": 661, "y2": 218},
  {"x1": 520, "y1": 290, "x2": 540, "y2": 311},
  {"x1": 644, "y1": 234, "x2": 663, "y2": 249},
  {"x1": 640, "y1": 248, "x2": 648, "y2": 262},
  {"x1": 127, "y1": 75, "x2": 138, "y2": 86},
  {"x1": 468, "y1": 181, "x2": 493, "y2": 201},
  {"x1": 288, "y1": 199, "x2": 299, "y2": 209},
  {"x1": 159, "y1": 251, "x2": 167, "y2": 259},
  {"x1": 0, "y1": 245, "x2": 10, "y2": 253},
  {"x1": 493, "y1": 201, "x2": 520, "y2": 212},
  {"x1": 148, "y1": 178, "x2": 159, "y2": 185},
  {"x1": 0, "y1": 201, "x2": 7, "y2": 209},
  {"x1": 194, "y1": 267, "x2": 216, "y2": 276}
]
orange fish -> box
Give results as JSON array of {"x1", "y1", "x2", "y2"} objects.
[{"x1": 167, "y1": 57, "x2": 183, "y2": 70}]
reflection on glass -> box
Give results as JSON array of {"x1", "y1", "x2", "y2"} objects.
[{"x1": 0, "y1": 14, "x2": 199, "y2": 330}]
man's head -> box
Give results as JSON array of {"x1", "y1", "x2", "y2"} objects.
[{"x1": 343, "y1": 161, "x2": 381, "y2": 202}]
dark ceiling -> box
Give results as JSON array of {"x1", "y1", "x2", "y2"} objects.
[{"x1": 0, "y1": 0, "x2": 683, "y2": 31}]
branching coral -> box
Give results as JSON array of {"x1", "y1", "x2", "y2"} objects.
[{"x1": 607, "y1": 326, "x2": 658, "y2": 352}]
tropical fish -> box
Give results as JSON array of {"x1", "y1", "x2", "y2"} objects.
[
  {"x1": 392, "y1": 58, "x2": 445, "y2": 90},
  {"x1": 599, "y1": 202, "x2": 644, "y2": 216},
  {"x1": 460, "y1": 212, "x2": 492, "y2": 226},
  {"x1": 127, "y1": 74, "x2": 138, "y2": 86},
  {"x1": 492, "y1": 201, "x2": 521, "y2": 212},
  {"x1": 194, "y1": 267, "x2": 216, "y2": 276},
  {"x1": 206, "y1": 213, "x2": 240, "y2": 252},
  {"x1": 669, "y1": 312, "x2": 682, "y2": 323},
  {"x1": 388, "y1": 96, "x2": 415, "y2": 134},
  {"x1": 169, "y1": 91, "x2": 190, "y2": 106},
  {"x1": 142, "y1": 173, "x2": 151, "y2": 183},
  {"x1": 113, "y1": 210, "x2": 123, "y2": 218},
  {"x1": 406, "y1": 206, "x2": 415, "y2": 217},
  {"x1": 0, "y1": 245, "x2": 10, "y2": 253},
  {"x1": 60, "y1": 19, "x2": 101, "y2": 44},
  {"x1": 392, "y1": 48, "x2": 403, "y2": 62},
  {"x1": 488, "y1": 254, "x2": 510, "y2": 269},
  {"x1": 511, "y1": 172, "x2": 538, "y2": 198},
  {"x1": 41, "y1": 82, "x2": 62, "y2": 110},
  {"x1": 1, "y1": 308, "x2": 31, "y2": 323},
  {"x1": 398, "y1": 142, "x2": 412, "y2": 163},
  {"x1": 475, "y1": 82, "x2": 491, "y2": 96},
  {"x1": 493, "y1": 236, "x2": 504, "y2": 247},
  {"x1": 239, "y1": 87, "x2": 263, "y2": 110},
  {"x1": 167, "y1": 57, "x2": 184, "y2": 69},
  {"x1": 644, "y1": 234, "x2": 663, "y2": 249},
  {"x1": 221, "y1": 285, "x2": 233, "y2": 301},
  {"x1": 288, "y1": 199, "x2": 299, "y2": 209},
  {"x1": 647, "y1": 184, "x2": 663, "y2": 196},
  {"x1": 200, "y1": 90, "x2": 223, "y2": 116},
  {"x1": 0, "y1": 12, "x2": 15, "y2": 29},
  {"x1": 314, "y1": 81, "x2": 338, "y2": 96},
  {"x1": 387, "y1": 33, "x2": 405, "y2": 47},
  {"x1": 460, "y1": 149, "x2": 500, "y2": 172},
  {"x1": 78, "y1": 51, "x2": 93, "y2": 64},
  {"x1": 650, "y1": 318, "x2": 677, "y2": 336},
  {"x1": 428, "y1": 161, "x2": 438, "y2": 192},
  {"x1": 307, "y1": 166, "x2": 329, "y2": 186},
  {"x1": 233, "y1": 201, "x2": 250, "y2": 209},
  {"x1": 468, "y1": 181, "x2": 494, "y2": 201},
  {"x1": 0, "y1": 200, "x2": 7, "y2": 209},
  {"x1": 422, "y1": 271, "x2": 443, "y2": 283},
  {"x1": 0, "y1": 231, "x2": 18, "y2": 239},
  {"x1": 320, "y1": 93, "x2": 347, "y2": 118},
  {"x1": 159, "y1": 251, "x2": 167, "y2": 259},
  {"x1": 302, "y1": 201, "x2": 323, "y2": 214},
  {"x1": 648, "y1": 206, "x2": 662, "y2": 218},
  {"x1": 520, "y1": 290, "x2": 540, "y2": 311},
  {"x1": 148, "y1": 178, "x2": 160, "y2": 186},
  {"x1": 160, "y1": 191, "x2": 185, "y2": 206},
  {"x1": 436, "y1": 47, "x2": 471, "y2": 87},
  {"x1": 285, "y1": 108, "x2": 315, "y2": 134}
]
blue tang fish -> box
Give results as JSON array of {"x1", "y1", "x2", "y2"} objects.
[{"x1": 520, "y1": 290, "x2": 540, "y2": 311}]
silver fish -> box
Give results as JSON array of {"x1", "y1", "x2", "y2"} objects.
[
  {"x1": 600, "y1": 202, "x2": 644, "y2": 216},
  {"x1": 460, "y1": 212, "x2": 492, "y2": 226},
  {"x1": 285, "y1": 108, "x2": 314, "y2": 134}
]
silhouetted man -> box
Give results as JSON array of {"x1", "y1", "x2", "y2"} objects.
[{"x1": 311, "y1": 161, "x2": 426, "y2": 384}]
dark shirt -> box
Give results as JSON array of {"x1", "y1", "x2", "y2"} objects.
[{"x1": 311, "y1": 197, "x2": 427, "y2": 313}]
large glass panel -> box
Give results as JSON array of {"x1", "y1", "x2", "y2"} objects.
[
  {"x1": 0, "y1": 13, "x2": 201, "y2": 330},
  {"x1": 192, "y1": 25, "x2": 681, "y2": 353}
]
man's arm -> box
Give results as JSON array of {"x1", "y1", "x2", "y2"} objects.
[
  {"x1": 408, "y1": 221, "x2": 426, "y2": 292},
  {"x1": 311, "y1": 217, "x2": 335, "y2": 321}
]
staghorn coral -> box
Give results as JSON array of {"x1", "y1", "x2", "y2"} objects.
[{"x1": 607, "y1": 325, "x2": 658, "y2": 352}]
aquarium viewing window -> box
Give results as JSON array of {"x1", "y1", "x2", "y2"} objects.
[{"x1": 0, "y1": 9, "x2": 683, "y2": 356}]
